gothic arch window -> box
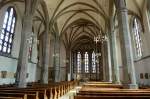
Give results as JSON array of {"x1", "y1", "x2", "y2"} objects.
[
  {"x1": 84, "y1": 52, "x2": 89, "y2": 73},
  {"x1": 77, "y1": 52, "x2": 81, "y2": 73},
  {"x1": 0, "y1": 7, "x2": 16, "y2": 54},
  {"x1": 92, "y1": 51, "x2": 96, "y2": 73},
  {"x1": 132, "y1": 17, "x2": 142, "y2": 58}
]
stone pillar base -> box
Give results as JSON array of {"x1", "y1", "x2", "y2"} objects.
[
  {"x1": 108, "y1": 79, "x2": 112, "y2": 82},
  {"x1": 112, "y1": 81, "x2": 120, "y2": 84},
  {"x1": 123, "y1": 84, "x2": 138, "y2": 89},
  {"x1": 115, "y1": 81, "x2": 121, "y2": 84}
]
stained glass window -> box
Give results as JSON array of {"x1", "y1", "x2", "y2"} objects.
[
  {"x1": 84, "y1": 52, "x2": 89, "y2": 73},
  {"x1": 0, "y1": 7, "x2": 16, "y2": 54},
  {"x1": 77, "y1": 52, "x2": 81, "y2": 73},
  {"x1": 133, "y1": 18, "x2": 142, "y2": 58},
  {"x1": 92, "y1": 51, "x2": 96, "y2": 73}
]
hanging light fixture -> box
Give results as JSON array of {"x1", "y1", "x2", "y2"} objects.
[{"x1": 94, "y1": 33, "x2": 107, "y2": 57}]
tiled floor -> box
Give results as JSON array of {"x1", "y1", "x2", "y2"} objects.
[{"x1": 59, "y1": 86, "x2": 82, "y2": 99}]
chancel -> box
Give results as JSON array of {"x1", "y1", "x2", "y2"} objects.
[{"x1": 0, "y1": 0, "x2": 150, "y2": 99}]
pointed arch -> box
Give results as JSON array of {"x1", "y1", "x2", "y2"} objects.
[{"x1": 0, "y1": 7, "x2": 17, "y2": 55}]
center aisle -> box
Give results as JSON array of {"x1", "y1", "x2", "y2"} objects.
[{"x1": 59, "y1": 86, "x2": 82, "y2": 99}]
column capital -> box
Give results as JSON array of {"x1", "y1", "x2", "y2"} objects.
[
  {"x1": 115, "y1": 0, "x2": 128, "y2": 13},
  {"x1": 116, "y1": 7, "x2": 128, "y2": 13}
]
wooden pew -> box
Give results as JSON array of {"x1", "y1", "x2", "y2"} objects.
[
  {"x1": 75, "y1": 95, "x2": 150, "y2": 99},
  {"x1": 83, "y1": 83, "x2": 123, "y2": 89},
  {"x1": 75, "y1": 88, "x2": 150, "y2": 99},
  {"x1": 0, "y1": 97, "x2": 23, "y2": 99},
  {"x1": 0, "y1": 87, "x2": 47, "y2": 99},
  {"x1": 86, "y1": 81, "x2": 112, "y2": 84},
  {"x1": 0, "y1": 80, "x2": 78, "y2": 99},
  {"x1": 0, "y1": 92, "x2": 27, "y2": 99},
  {"x1": 0, "y1": 90, "x2": 39, "y2": 99},
  {"x1": 75, "y1": 82, "x2": 150, "y2": 99}
]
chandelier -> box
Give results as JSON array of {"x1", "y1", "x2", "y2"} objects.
[
  {"x1": 93, "y1": 34, "x2": 107, "y2": 58},
  {"x1": 94, "y1": 34, "x2": 107, "y2": 44}
]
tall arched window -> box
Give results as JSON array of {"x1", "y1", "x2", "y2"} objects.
[
  {"x1": 77, "y1": 52, "x2": 81, "y2": 73},
  {"x1": 132, "y1": 17, "x2": 142, "y2": 58},
  {"x1": 84, "y1": 52, "x2": 89, "y2": 73},
  {"x1": 92, "y1": 51, "x2": 96, "y2": 73},
  {"x1": 0, "y1": 7, "x2": 16, "y2": 54}
]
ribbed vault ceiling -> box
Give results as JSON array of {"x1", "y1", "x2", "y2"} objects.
[
  {"x1": 0, "y1": 0, "x2": 146, "y2": 51},
  {"x1": 44, "y1": 0, "x2": 110, "y2": 51},
  {"x1": 46, "y1": 0, "x2": 109, "y2": 34},
  {"x1": 62, "y1": 18, "x2": 102, "y2": 51},
  {"x1": 43, "y1": 0, "x2": 145, "y2": 51}
]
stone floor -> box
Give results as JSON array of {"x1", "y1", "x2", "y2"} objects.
[{"x1": 59, "y1": 86, "x2": 82, "y2": 99}]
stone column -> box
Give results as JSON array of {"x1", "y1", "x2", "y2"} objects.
[
  {"x1": 97, "y1": 49, "x2": 101, "y2": 81},
  {"x1": 107, "y1": 38, "x2": 113, "y2": 82},
  {"x1": 88, "y1": 51, "x2": 92, "y2": 80},
  {"x1": 54, "y1": 36, "x2": 60, "y2": 82},
  {"x1": 72, "y1": 52, "x2": 77, "y2": 79},
  {"x1": 108, "y1": 35, "x2": 115, "y2": 83},
  {"x1": 65, "y1": 48, "x2": 71, "y2": 81},
  {"x1": 15, "y1": 0, "x2": 40, "y2": 88},
  {"x1": 41, "y1": 33, "x2": 50, "y2": 84},
  {"x1": 81, "y1": 52, "x2": 84, "y2": 78},
  {"x1": 75, "y1": 52, "x2": 77, "y2": 80},
  {"x1": 70, "y1": 52, "x2": 74, "y2": 80},
  {"x1": 101, "y1": 42, "x2": 106, "y2": 81},
  {"x1": 115, "y1": 0, "x2": 138, "y2": 88},
  {"x1": 40, "y1": 1, "x2": 50, "y2": 84},
  {"x1": 110, "y1": 16, "x2": 120, "y2": 84},
  {"x1": 99, "y1": 44, "x2": 104, "y2": 81},
  {"x1": 15, "y1": 15, "x2": 32, "y2": 88}
]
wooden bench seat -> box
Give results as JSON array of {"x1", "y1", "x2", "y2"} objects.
[
  {"x1": 0, "y1": 87, "x2": 58, "y2": 99},
  {"x1": 75, "y1": 82, "x2": 150, "y2": 99},
  {"x1": 0, "y1": 96, "x2": 23, "y2": 99},
  {"x1": 76, "y1": 89, "x2": 150, "y2": 99},
  {"x1": 75, "y1": 95, "x2": 150, "y2": 99},
  {"x1": 0, "y1": 80, "x2": 78, "y2": 99},
  {"x1": 0, "y1": 90, "x2": 41, "y2": 98},
  {"x1": 86, "y1": 82, "x2": 112, "y2": 84},
  {"x1": 83, "y1": 84, "x2": 123, "y2": 89},
  {"x1": 0, "y1": 92, "x2": 28, "y2": 99},
  {"x1": 0, "y1": 88, "x2": 49, "y2": 99},
  {"x1": 77, "y1": 91, "x2": 150, "y2": 96}
]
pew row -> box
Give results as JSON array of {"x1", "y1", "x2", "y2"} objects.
[
  {"x1": 75, "y1": 82, "x2": 150, "y2": 99},
  {"x1": 0, "y1": 80, "x2": 78, "y2": 99}
]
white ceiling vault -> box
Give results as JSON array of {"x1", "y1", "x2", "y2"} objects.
[
  {"x1": 44, "y1": 0, "x2": 109, "y2": 35},
  {"x1": 44, "y1": 0, "x2": 111, "y2": 51},
  {"x1": 43, "y1": 0, "x2": 145, "y2": 51},
  {"x1": 0, "y1": 0, "x2": 146, "y2": 51}
]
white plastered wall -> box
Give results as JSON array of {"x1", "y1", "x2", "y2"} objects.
[
  {"x1": 115, "y1": 1, "x2": 150, "y2": 86},
  {"x1": 133, "y1": 2, "x2": 150, "y2": 86},
  {"x1": 0, "y1": 3, "x2": 38, "y2": 84}
]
